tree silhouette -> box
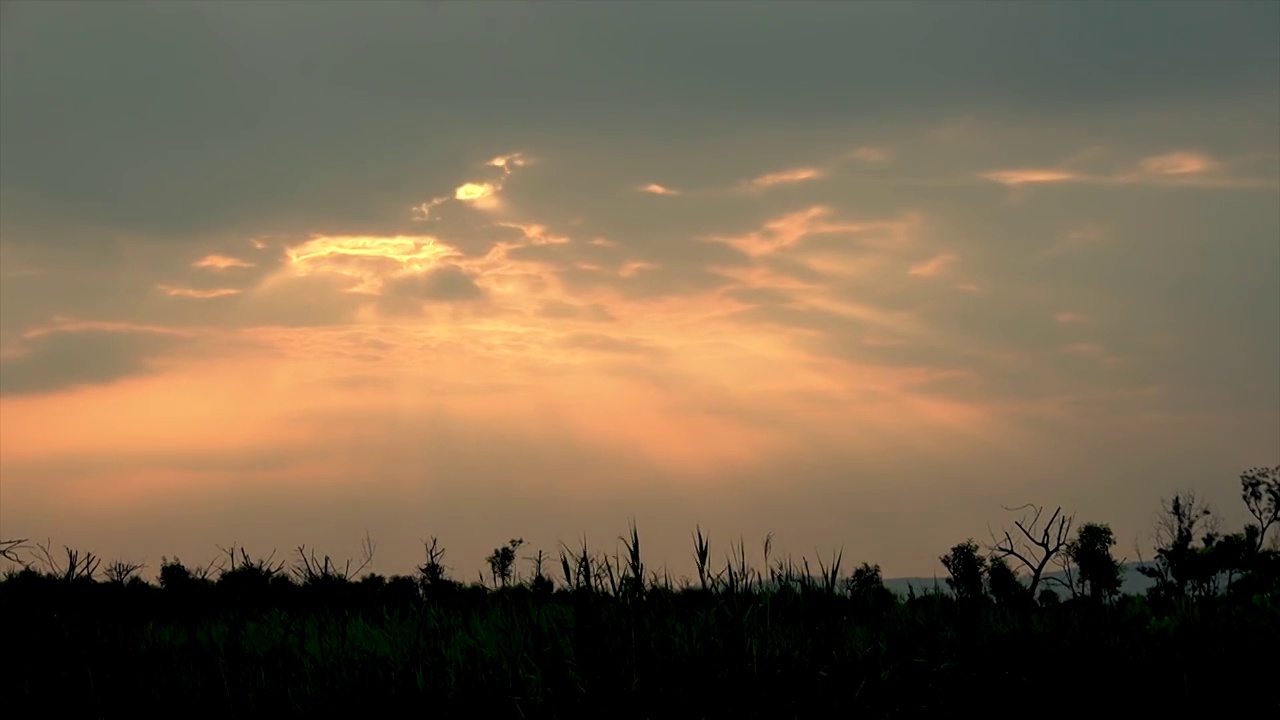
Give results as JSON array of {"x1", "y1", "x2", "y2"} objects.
[
  {"x1": 987, "y1": 504, "x2": 1073, "y2": 597},
  {"x1": 1240, "y1": 465, "x2": 1280, "y2": 551},
  {"x1": 1138, "y1": 492, "x2": 1217, "y2": 598},
  {"x1": 986, "y1": 555, "x2": 1027, "y2": 605},
  {"x1": 486, "y1": 538, "x2": 524, "y2": 588},
  {"x1": 940, "y1": 539, "x2": 987, "y2": 601},
  {"x1": 1065, "y1": 522, "x2": 1123, "y2": 601}
]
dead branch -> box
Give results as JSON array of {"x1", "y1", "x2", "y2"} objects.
[{"x1": 986, "y1": 503, "x2": 1074, "y2": 597}]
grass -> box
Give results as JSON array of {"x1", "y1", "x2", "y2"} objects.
[{"x1": 1, "y1": 524, "x2": 1276, "y2": 718}]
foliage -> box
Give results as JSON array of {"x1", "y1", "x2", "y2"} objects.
[{"x1": 1065, "y1": 522, "x2": 1123, "y2": 601}]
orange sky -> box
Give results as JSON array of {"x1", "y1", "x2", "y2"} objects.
[{"x1": 2, "y1": 2, "x2": 1277, "y2": 582}]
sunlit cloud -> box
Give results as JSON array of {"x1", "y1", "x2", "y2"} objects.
[
  {"x1": 282, "y1": 235, "x2": 463, "y2": 294},
  {"x1": 618, "y1": 260, "x2": 660, "y2": 278},
  {"x1": 411, "y1": 196, "x2": 449, "y2": 222},
  {"x1": 456, "y1": 182, "x2": 497, "y2": 202},
  {"x1": 984, "y1": 150, "x2": 1276, "y2": 192},
  {"x1": 908, "y1": 253, "x2": 959, "y2": 278},
  {"x1": 1054, "y1": 312, "x2": 1088, "y2": 324},
  {"x1": 981, "y1": 169, "x2": 1080, "y2": 187},
  {"x1": 411, "y1": 152, "x2": 527, "y2": 220},
  {"x1": 486, "y1": 153, "x2": 527, "y2": 174},
  {"x1": 635, "y1": 183, "x2": 681, "y2": 195},
  {"x1": 742, "y1": 166, "x2": 826, "y2": 191},
  {"x1": 1136, "y1": 152, "x2": 1218, "y2": 177},
  {"x1": 702, "y1": 205, "x2": 900, "y2": 258},
  {"x1": 495, "y1": 222, "x2": 571, "y2": 246},
  {"x1": 192, "y1": 254, "x2": 254, "y2": 270},
  {"x1": 156, "y1": 285, "x2": 242, "y2": 299}
]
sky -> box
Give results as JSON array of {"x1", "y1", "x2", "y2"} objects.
[{"x1": 1, "y1": 1, "x2": 1278, "y2": 585}]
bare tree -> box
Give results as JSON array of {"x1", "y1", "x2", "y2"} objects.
[
  {"x1": 291, "y1": 531, "x2": 376, "y2": 584},
  {"x1": 31, "y1": 539, "x2": 101, "y2": 582},
  {"x1": 1240, "y1": 465, "x2": 1280, "y2": 551},
  {"x1": 103, "y1": 559, "x2": 147, "y2": 584},
  {"x1": 987, "y1": 504, "x2": 1074, "y2": 597},
  {"x1": 0, "y1": 537, "x2": 30, "y2": 570}
]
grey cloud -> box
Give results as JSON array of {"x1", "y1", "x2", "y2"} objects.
[
  {"x1": 0, "y1": 329, "x2": 187, "y2": 397},
  {"x1": 375, "y1": 266, "x2": 485, "y2": 316},
  {"x1": 6, "y1": 2, "x2": 1275, "y2": 242}
]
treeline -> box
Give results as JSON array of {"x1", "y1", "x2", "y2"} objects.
[
  {"x1": 1, "y1": 466, "x2": 1276, "y2": 611},
  {"x1": 0, "y1": 466, "x2": 1276, "y2": 718}
]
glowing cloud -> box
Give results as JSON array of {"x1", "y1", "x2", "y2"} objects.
[
  {"x1": 192, "y1": 254, "x2": 254, "y2": 270},
  {"x1": 495, "y1": 222, "x2": 571, "y2": 245},
  {"x1": 1054, "y1": 312, "x2": 1088, "y2": 324},
  {"x1": 486, "y1": 153, "x2": 527, "y2": 174},
  {"x1": 980, "y1": 169, "x2": 1078, "y2": 186},
  {"x1": 744, "y1": 167, "x2": 826, "y2": 190},
  {"x1": 908, "y1": 253, "x2": 959, "y2": 278},
  {"x1": 636, "y1": 183, "x2": 681, "y2": 195},
  {"x1": 1137, "y1": 152, "x2": 1218, "y2": 177},
  {"x1": 455, "y1": 182, "x2": 496, "y2": 201},
  {"x1": 703, "y1": 205, "x2": 884, "y2": 258},
  {"x1": 283, "y1": 235, "x2": 462, "y2": 294},
  {"x1": 157, "y1": 285, "x2": 241, "y2": 299},
  {"x1": 411, "y1": 196, "x2": 449, "y2": 221}
]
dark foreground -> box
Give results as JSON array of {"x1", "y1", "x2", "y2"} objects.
[{"x1": 2, "y1": 574, "x2": 1276, "y2": 719}]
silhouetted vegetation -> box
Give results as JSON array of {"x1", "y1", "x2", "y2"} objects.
[{"x1": 2, "y1": 467, "x2": 1277, "y2": 718}]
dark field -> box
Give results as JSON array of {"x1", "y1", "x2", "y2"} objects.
[{"x1": 2, "y1": 507, "x2": 1278, "y2": 719}]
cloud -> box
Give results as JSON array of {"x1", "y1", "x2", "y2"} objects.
[
  {"x1": 702, "y1": 205, "x2": 889, "y2": 258},
  {"x1": 455, "y1": 182, "x2": 499, "y2": 207},
  {"x1": 847, "y1": 146, "x2": 893, "y2": 163},
  {"x1": 495, "y1": 222, "x2": 571, "y2": 246},
  {"x1": 157, "y1": 285, "x2": 242, "y2": 299},
  {"x1": 981, "y1": 169, "x2": 1080, "y2": 187},
  {"x1": 635, "y1": 183, "x2": 680, "y2": 195},
  {"x1": 742, "y1": 167, "x2": 826, "y2": 191},
  {"x1": 192, "y1": 254, "x2": 254, "y2": 270},
  {"x1": 375, "y1": 265, "x2": 486, "y2": 316},
  {"x1": 411, "y1": 196, "x2": 449, "y2": 222},
  {"x1": 1136, "y1": 152, "x2": 1218, "y2": 177},
  {"x1": 619, "y1": 260, "x2": 660, "y2": 278},
  {"x1": 983, "y1": 150, "x2": 1276, "y2": 191},
  {"x1": 1040, "y1": 225, "x2": 1104, "y2": 259},
  {"x1": 908, "y1": 253, "x2": 959, "y2": 278},
  {"x1": 412, "y1": 152, "x2": 527, "y2": 220},
  {"x1": 283, "y1": 235, "x2": 463, "y2": 294},
  {"x1": 486, "y1": 153, "x2": 527, "y2": 174},
  {"x1": 0, "y1": 324, "x2": 190, "y2": 396},
  {"x1": 1054, "y1": 312, "x2": 1088, "y2": 324}
]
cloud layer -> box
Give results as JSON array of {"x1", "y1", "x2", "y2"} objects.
[{"x1": 1, "y1": 2, "x2": 1277, "y2": 582}]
